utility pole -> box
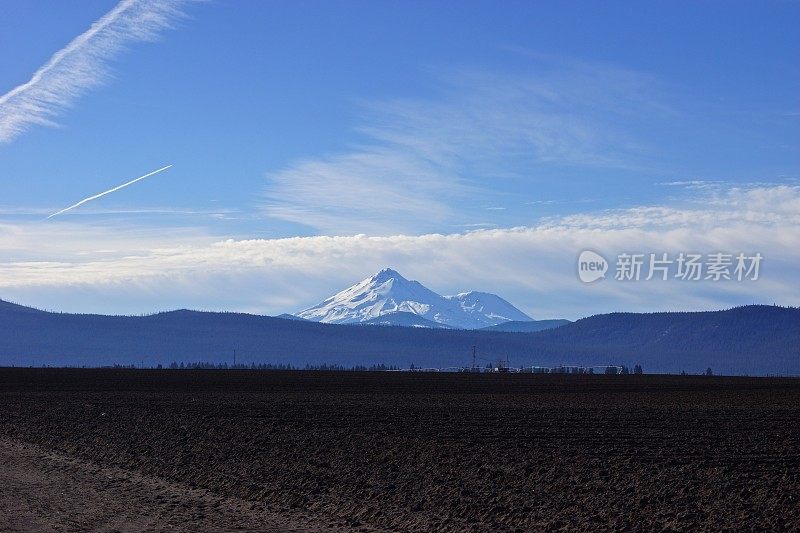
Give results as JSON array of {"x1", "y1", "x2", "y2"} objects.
[
  {"x1": 233, "y1": 349, "x2": 236, "y2": 368},
  {"x1": 472, "y1": 345, "x2": 476, "y2": 370}
]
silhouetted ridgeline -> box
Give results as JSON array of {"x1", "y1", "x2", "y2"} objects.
[{"x1": 0, "y1": 300, "x2": 797, "y2": 375}]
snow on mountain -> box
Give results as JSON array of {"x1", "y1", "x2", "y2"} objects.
[
  {"x1": 295, "y1": 268, "x2": 532, "y2": 329},
  {"x1": 360, "y1": 311, "x2": 454, "y2": 329},
  {"x1": 446, "y1": 291, "x2": 533, "y2": 327}
]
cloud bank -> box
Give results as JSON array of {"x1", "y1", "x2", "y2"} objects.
[
  {"x1": 0, "y1": 0, "x2": 187, "y2": 143},
  {"x1": 2, "y1": 185, "x2": 798, "y2": 319}
]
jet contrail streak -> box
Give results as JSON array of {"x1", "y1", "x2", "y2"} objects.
[{"x1": 47, "y1": 164, "x2": 172, "y2": 219}]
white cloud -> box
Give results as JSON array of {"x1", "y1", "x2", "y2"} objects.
[
  {"x1": 1, "y1": 185, "x2": 799, "y2": 318},
  {"x1": 262, "y1": 61, "x2": 668, "y2": 234},
  {"x1": 0, "y1": 0, "x2": 188, "y2": 143},
  {"x1": 548, "y1": 186, "x2": 800, "y2": 230},
  {"x1": 262, "y1": 149, "x2": 460, "y2": 235}
]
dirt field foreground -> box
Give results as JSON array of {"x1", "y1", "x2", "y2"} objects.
[{"x1": 1, "y1": 369, "x2": 798, "y2": 531}]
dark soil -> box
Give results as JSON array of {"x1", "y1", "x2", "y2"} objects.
[
  {"x1": 0, "y1": 438, "x2": 337, "y2": 532},
  {"x1": 1, "y1": 369, "x2": 798, "y2": 531}
]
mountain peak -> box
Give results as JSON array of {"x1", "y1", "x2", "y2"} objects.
[
  {"x1": 296, "y1": 270, "x2": 531, "y2": 329},
  {"x1": 371, "y1": 268, "x2": 406, "y2": 283}
]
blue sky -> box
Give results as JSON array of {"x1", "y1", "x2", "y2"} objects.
[{"x1": 0, "y1": 0, "x2": 798, "y2": 318}]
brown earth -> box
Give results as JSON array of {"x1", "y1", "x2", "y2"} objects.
[
  {"x1": 1, "y1": 369, "x2": 798, "y2": 531},
  {"x1": 0, "y1": 438, "x2": 339, "y2": 532}
]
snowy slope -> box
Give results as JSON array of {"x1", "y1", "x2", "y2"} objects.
[
  {"x1": 295, "y1": 268, "x2": 532, "y2": 329},
  {"x1": 446, "y1": 291, "x2": 533, "y2": 327},
  {"x1": 360, "y1": 311, "x2": 454, "y2": 329}
]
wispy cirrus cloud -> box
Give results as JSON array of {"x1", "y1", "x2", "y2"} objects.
[
  {"x1": 262, "y1": 148, "x2": 461, "y2": 236},
  {"x1": 0, "y1": 0, "x2": 188, "y2": 143},
  {"x1": 262, "y1": 60, "x2": 670, "y2": 235}
]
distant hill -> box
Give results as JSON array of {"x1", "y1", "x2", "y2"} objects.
[
  {"x1": 481, "y1": 319, "x2": 570, "y2": 332},
  {"x1": 0, "y1": 300, "x2": 797, "y2": 375},
  {"x1": 529, "y1": 306, "x2": 800, "y2": 374}
]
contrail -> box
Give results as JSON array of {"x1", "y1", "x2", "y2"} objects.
[
  {"x1": 47, "y1": 165, "x2": 172, "y2": 219},
  {"x1": 0, "y1": 0, "x2": 188, "y2": 143}
]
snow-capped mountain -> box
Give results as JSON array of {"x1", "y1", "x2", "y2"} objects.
[
  {"x1": 295, "y1": 268, "x2": 532, "y2": 329},
  {"x1": 446, "y1": 291, "x2": 535, "y2": 327}
]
